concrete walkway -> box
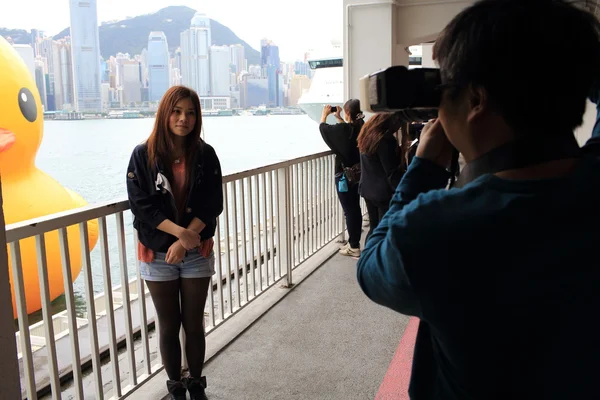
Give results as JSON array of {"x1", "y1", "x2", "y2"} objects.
[{"x1": 201, "y1": 251, "x2": 410, "y2": 400}]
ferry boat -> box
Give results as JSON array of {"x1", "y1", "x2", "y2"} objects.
[{"x1": 297, "y1": 40, "x2": 343, "y2": 124}]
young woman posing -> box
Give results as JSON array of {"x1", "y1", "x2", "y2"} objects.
[{"x1": 126, "y1": 86, "x2": 223, "y2": 400}]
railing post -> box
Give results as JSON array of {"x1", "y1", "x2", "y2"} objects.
[
  {"x1": 277, "y1": 166, "x2": 293, "y2": 287},
  {"x1": 341, "y1": 209, "x2": 347, "y2": 242},
  {"x1": 0, "y1": 179, "x2": 22, "y2": 399}
]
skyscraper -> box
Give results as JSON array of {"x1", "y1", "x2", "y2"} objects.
[
  {"x1": 147, "y1": 31, "x2": 170, "y2": 102},
  {"x1": 289, "y1": 75, "x2": 312, "y2": 106},
  {"x1": 230, "y1": 44, "x2": 246, "y2": 77},
  {"x1": 140, "y1": 49, "x2": 149, "y2": 87},
  {"x1": 210, "y1": 45, "x2": 231, "y2": 97},
  {"x1": 122, "y1": 62, "x2": 142, "y2": 105},
  {"x1": 69, "y1": 0, "x2": 102, "y2": 112},
  {"x1": 37, "y1": 38, "x2": 57, "y2": 111},
  {"x1": 261, "y1": 39, "x2": 282, "y2": 107},
  {"x1": 31, "y1": 29, "x2": 43, "y2": 56},
  {"x1": 13, "y1": 45, "x2": 35, "y2": 78},
  {"x1": 100, "y1": 58, "x2": 109, "y2": 83},
  {"x1": 175, "y1": 48, "x2": 182, "y2": 73},
  {"x1": 55, "y1": 39, "x2": 75, "y2": 110},
  {"x1": 240, "y1": 75, "x2": 269, "y2": 108},
  {"x1": 34, "y1": 58, "x2": 48, "y2": 110},
  {"x1": 248, "y1": 65, "x2": 262, "y2": 77},
  {"x1": 294, "y1": 61, "x2": 311, "y2": 77},
  {"x1": 114, "y1": 53, "x2": 131, "y2": 89},
  {"x1": 181, "y1": 12, "x2": 212, "y2": 96}
]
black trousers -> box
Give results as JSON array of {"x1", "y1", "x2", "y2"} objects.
[
  {"x1": 335, "y1": 175, "x2": 362, "y2": 248},
  {"x1": 365, "y1": 198, "x2": 390, "y2": 244}
]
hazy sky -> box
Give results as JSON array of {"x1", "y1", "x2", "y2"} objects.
[{"x1": 0, "y1": 0, "x2": 343, "y2": 61}]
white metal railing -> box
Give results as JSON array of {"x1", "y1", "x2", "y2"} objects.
[{"x1": 4, "y1": 150, "x2": 366, "y2": 400}]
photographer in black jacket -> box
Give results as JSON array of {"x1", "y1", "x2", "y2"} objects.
[{"x1": 319, "y1": 100, "x2": 364, "y2": 256}]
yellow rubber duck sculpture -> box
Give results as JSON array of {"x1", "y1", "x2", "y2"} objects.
[{"x1": 0, "y1": 36, "x2": 98, "y2": 318}]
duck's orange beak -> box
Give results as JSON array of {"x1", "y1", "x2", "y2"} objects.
[{"x1": 0, "y1": 128, "x2": 15, "y2": 153}]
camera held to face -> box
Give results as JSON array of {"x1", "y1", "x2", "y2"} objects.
[
  {"x1": 359, "y1": 65, "x2": 459, "y2": 183},
  {"x1": 359, "y1": 65, "x2": 442, "y2": 123}
]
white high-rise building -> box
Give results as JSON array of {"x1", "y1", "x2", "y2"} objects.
[
  {"x1": 13, "y1": 44, "x2": 35, "y2": 79},
  {"x1": 122, "y1": 62, "x2": 141, "y2": 105},
  {"x1": 230, "y1": 44, "x2": 246, "y2": 76},
  {"x1": 115, "y1": 53, "x2": 131, "y2": 88},
  {"x1": 171, "y1": 67, "x2": 182, "y2": 86},
  {"x1": 140, "y1": 49, "x2": 149, "y2": 87},
  {"x1": 55, "y1": 39, "x2": 74, "y2": 110},
  {"x1": 37, "y1": 38, "x2": 57, "y2": 111},
  {"x1": 101, "y1": 82, "x2": 110, "y2": 111},
  {"x1": 69, "y1": 0, "x2": 102, "y2": 112},
  {"x1": 210, "y1": 45, "x2": 231, "y2": 97},
  {"x1": 34, "y1": 58, "x2": 47, "y2": 110},
  {"x1": 248, "y1": 64, "x2": 262, "y2": 77},
  {"x1": 181, "y1": 12, "x2": 212, "y2": 96}
]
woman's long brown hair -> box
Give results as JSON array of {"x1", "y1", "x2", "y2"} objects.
[
  {"x1": 146, "y1": 86, "x2": 203, "y2": 206},
  {"x1": 357, "y1": 113, "x2": 402, "y2": 156}
]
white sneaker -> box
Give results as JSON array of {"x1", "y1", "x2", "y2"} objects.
[{"x1": 339, "y1": 246, "x2": 361, "y2": 257}]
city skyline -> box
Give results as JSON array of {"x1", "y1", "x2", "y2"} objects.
[
  {"x1": 0, "y1": 0, "x2": 343, "y2": 62},
  {"x1": 12, "y1": 5, "x2": 315, "y2": 113}
]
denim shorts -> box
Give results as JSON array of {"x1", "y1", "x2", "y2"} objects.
[{"x1": 140, "y1": 251, "x2": 216, "y2": 281}]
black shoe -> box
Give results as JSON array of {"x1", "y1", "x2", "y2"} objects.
[
  {"x1": 185, "y1": 376, "x2": 208, "y2": 400},
  {"x1": 166, "y1": 380, "x2": 187, "y2": 400}
]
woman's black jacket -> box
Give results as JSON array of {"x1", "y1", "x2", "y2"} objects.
[
  {"x1": 126, "y1": 141, "x2": 224, "y2": 252},
  {"x1": 359, "y1": 134, "x2": 405, "y2": 204}
]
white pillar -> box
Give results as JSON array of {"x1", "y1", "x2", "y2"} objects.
[
  {"x1": 421, "y1": 43, "x2": 435, "y2": 68},
  {"x1": 344, "y1": 0, "x2": 407, "y2": 101},
  {"x1": 0, "y1": 179, "x2": 21, "y2": 398},
  {"x1": 344, "y1": 0, "x2": 474, "y2": 100}
]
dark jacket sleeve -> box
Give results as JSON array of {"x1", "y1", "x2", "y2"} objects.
[
  {"x1": 377, "y1": 135, "x2": 405, "y2": 191},
  {"x1": 319, "y1": 122, "x2": 347, "y2": 153},
  {"x1": 126, "y1": 145, "x2": 168, "y2": 229},
  {"x1": 319, "y1": 122, "x2": 337, "y2": 151},
  {"x1": 193, "y1": 144, "x2": 224, "y2": 226}
]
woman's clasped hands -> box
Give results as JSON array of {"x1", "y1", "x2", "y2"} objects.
[{"x1": 166, "y1": 227, "x2": 201, "y2": 264}]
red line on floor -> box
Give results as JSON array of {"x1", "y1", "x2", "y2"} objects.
[{"x1": 375, "y1": 317, "x2": 420, "y2": 400}]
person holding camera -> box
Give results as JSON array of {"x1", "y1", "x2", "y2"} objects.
[
  {"x1": 357, "y1": 1, "x2": 600, "y2": 399},
  {"x1": 357, "y1": 112, "x2": 406, "y2": 242},
  {"x1": 319, "y1": 100, "x2": 364, "y2": 256}
]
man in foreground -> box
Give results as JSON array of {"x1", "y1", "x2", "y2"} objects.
[{"x1": 357, "y1": 1, "x2": 600, "y2": 399}]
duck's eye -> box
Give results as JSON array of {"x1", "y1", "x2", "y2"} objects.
[{"x1": 18, "y1": 88, "x2": 37, "y2": 123}]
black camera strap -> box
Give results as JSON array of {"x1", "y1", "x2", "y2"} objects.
[{"x1": 454, "y1": 133, "x2": 582, "y2": 188}]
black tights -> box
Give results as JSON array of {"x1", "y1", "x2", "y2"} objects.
[
  {"x1": 146, "y1": 278, "x2": 211, "y2": 381},
  {"x1": 365, "y1": 199, "x2": 390, "y2": 243},
  {"x1": 335, "y1": 175, "x2": 363, "y2": 248}
]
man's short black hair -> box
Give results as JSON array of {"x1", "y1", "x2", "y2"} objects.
[{"x1": 433, "y1": 0, "x2": 600, "y2": 135}]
